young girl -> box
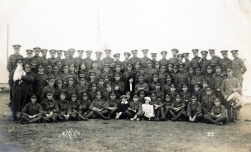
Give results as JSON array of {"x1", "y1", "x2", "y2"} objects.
[{"x1": 141, "y1": 97, "x2": 155, "y2": 120}]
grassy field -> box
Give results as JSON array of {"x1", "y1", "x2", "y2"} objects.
[{"x1": 0, "y1": 93, "x2": 251, "y2": 152}]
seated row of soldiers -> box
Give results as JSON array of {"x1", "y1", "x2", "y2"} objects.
[{"x1": 20, "y1": 87, "x2": 227, "y2": 126}]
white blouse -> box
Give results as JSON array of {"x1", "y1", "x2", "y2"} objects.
[{"x1": 142, "y1": 104, "x2": 154, "y2": 117}]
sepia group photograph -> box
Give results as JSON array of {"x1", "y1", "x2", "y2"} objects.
[{"x1": 0, "y1": 0, "x2": 251, "y2": 151}]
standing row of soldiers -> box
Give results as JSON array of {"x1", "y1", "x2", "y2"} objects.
[{"x1": 7, "y1": 45, "x2": 247, "y2": 124}]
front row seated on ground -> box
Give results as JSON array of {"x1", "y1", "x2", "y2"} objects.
[{"x1": 20, "y1": 90, "x2": 227, "y2": 126}]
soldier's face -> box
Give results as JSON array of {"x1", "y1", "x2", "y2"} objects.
[
  {"x1": 92, "y1": 86, "x2": 97, "y2": 90},
  {"x1": 133, "y1": 97, "x2": 138, "y2": 102},
  {"x1": 210, "y1": 52, "x2": 215, "y2": 57},
  {"x1": 34, "y1": 51, "x2": 40, "y2": 56},
  {"x1": 155, "y1": 64, "x2": 159, "y2": 69},
  {"x1": 71, "y1": 97, "x2": 77, "y2": 101},
  {"x1": 161, "y1": 54, "x2": 167, "y2": 58},
  {"x1": 189, "y1": 69, "x2": 193, "y2": 74},
  {"x1": 115, "y1": 76, "x2": 120, "y2": 81},
  {"x1": 98, "y1": 81, "x2": 104, "y2": 85},
  {"x1": 139, "y1": 78, "x2": 144, "y2": 83},
  {"x1": 110, "y1": 95, "x2": 116, "y2": 99},
  {"x1": 31, "y1": 99, "x2": 36, "y2": 104},
  {"x1": 53, "y1": 68, "x2": 58, "y2": 73},
  {"x1": 42, "y1": 52, "x2": 47, "y2": 57},
  {"x1": 143, "y1": 52, "x2": 148, "y2": 57},
  {"x1": 203, "y1": 83, "x2": 208, "y2": 88},
  {"x1": 153, "y1": 78, "x2": 158, "y2": 82},
  {"x1": 69, "y1": 80, "x2": 74, "y2": 85},
  {"x1": 168, "y1": 66, "x2": 172, "y2": 71},
  {"x1": 83, "y1": 96, "x2": 88, "y2": 100},
  {"x1": 207, "y1": 69, "x2": 212, "y2": 73},
  {"x1": 147, "y1": 63, "x2": 152, "y2": 68},
  {"x1": 60, "y1": 95, "x2": 66, "y2": 100},
  {"x1": 206, "y1": 90, "x2": 212, "y2": 95},
  {"x1": 156, "y1": 86, "x2": 160, "y2": 90},
  {"x1": 57, "y1": 83, "x2": 62, "y2": 87},
  {"x1": 64, "y1": 54, "x2": 70, "y2": 58},
  {"x1": 184, "y1": 56, "x2": 188, "y2": 60},
  {"x1": 132, "y1": 52, "x2": 137, "y2": 56},
  {"x1": 106, "y1": 86, "x2": 111, "y2": 91},
  {"x1": 179, "y1": 67, "x2": 184, "y2": 72},
  {"x1": 78, "y1": 53, "x2": 83, "y2": 57},
  {"x1": 96, "y1": 55, "x2": 101, "y2": 59},
  {"x1": 63, "y1": 68, "x2": 68, "y2": 73},
  {"x1": 97, "y1": 94, "x2": 101, "y2": 99},
  {"x1": 56, "y1": 62, "x2": 62, "y2": 68},
  {"x1": 152, "y1": 57, "x2": 157, "y2": 60},
  {"x1": 47, "y1": 95, "x2": 53, "y2": 100},
  {"x1": 69, "y1": 67, "x2": 74, "y2": 71},
  {"x1": 151, "y1": 96, "x2": 156, "y2": 100},
  {"x1": 47, "y1": 66, "x2": 52, "y2": 71},
  {"x1": 214, "y1": 101, "x2": 220, "y2": 106},
  {"x1": 194, "y1": 87, "x2": 200, "y2": 91},
  {"x1": 92, "y1": 64, "x2": 97, "y2": 69},
  {"x1": 80, "y1": 80, "x2": 85, "y2": 85},
  {"x1": 115, "y1": 57, "x2": 120, "y2": 61},
  {"x1": 173, "y1": 69, "x2": 178, "y2": 72},
  {"x1": 139, "y1": 93, "x2": 145, "y2": 97},
  {"x1": 170, "y1": 88, "x2": 175, "y2": 92},
  {"x1": 176, "y1": 98, "x2": 181, "y2": 102},
  {"x1": 124, "y1": 55, "x2": 129, "y2": 59},
  {"x1": 202, "y1": 54, "x2": 207, "y2": 58},
  {"x1": 105, "y1": 52, "x2": 111, "y2": 56},
  {"x1": 196, "y1": 70, "x2": 201, "y2": 74},
  {"x1": 182, "y1": 87, "x2": 188, "y2": 92},
  {"x1": 167, "y1": 78, "x2": 171, "y2": 82},
  {"x1": 14, "y1": 48, "x2": 20, "y2": 53},
  {"x1": 57, "y1": 52, "x2": 62, "y2": 57},
  {"x1": 104, "y1": 67, "x2": 109, "y2": 72},
  {"x1": 86, "y1": 53, "x2": 91, "y2": 57},
  {"x1": 25, "y1": 65, "x2": 31, "y2": 72},
  {"x1": 50, "y1": 53, "x2": 56, "y2": 57},
  {"x1": 115, "y1": 67, "x2": 121, "y2": 72},
  {"x1": 127, "y1": 66, "x2": 132, "y2": 71},
  {"x1": 48, "y1": 81, "x2": 54, "y2": 86},
  {"x1": 191, "y1": 98, "x2": 196, "y2": 103},
  {"x1": 232, "y1": 53, "x2": 238, "y2": 58},
  {"x1": 172, "y1": 51, "x2": 177, "y2": 56},
  {"x1": 38, "y1": 68, "x2": 44, "y2": 73},
  {"x1": 165, "y1": 97, "x2": 171, "y2": 101},
  {"x1": 227, "y1": 71, "x2": 233, "y2": 76},
  {"x1": 193, "y1": 52, "x2": 198, "y2": 56},
  {"x1": 160, "y1": 68, "x2": 165, "y2": 72}
]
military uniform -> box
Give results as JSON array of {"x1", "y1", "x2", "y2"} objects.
[
  {"x1": 31, "y1": 47, "x2": 42, "y2": 68},
  {"x1": 200, "y1": 51, "x2": 211, "y2": 74},
  {"x1": 34, "y1": 65, "x2": 48, "y2": 98},
  {"x1": 129, "y1": 50, "x2": 141, "y2": 65},
  {"x1": 209, "y1": 49, "x2": 221, "y2": 71},
  {"x1": 183, "y1": 53, "x2": 191, "y2": 71},
  {"x1": 57, "y1": 92, "x2": 70, "y2": 121},
  {"x1": 201, "y1": 88, "x2": 216, "y2": 114},
  {"x1": 219, "y1": 50, "x2": 232, "y2": 75},
  {"x1": 102, "y1": 50, "x2": 115, "y2": 68},
  {"x1": 21, "y1": 95, "x2": 43, "y2": 123},
  {"x1": 176, "y1": 65, "x2": 189, "y2": 92},
  {"x1": 40, "y1": 94, "x2": 59, "y2": 122},
  {"x1": 187, "y1": 96, "x2": 203, "y2": 122},
  {"x1": 135, "y1": 75, "x2": 149, "y2": 95},
  {"x1": 230, "y1": 50, "x2": 247, "y2": 85},
  {"x1": 191, "y1": 49, "x2": 201, "y2": 69}
]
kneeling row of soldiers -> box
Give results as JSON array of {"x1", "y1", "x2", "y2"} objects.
[{"x1": 20, "y1": 87, "x2": 227, "y2": 126}]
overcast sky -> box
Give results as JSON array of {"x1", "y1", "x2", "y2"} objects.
[{"x1": 0, "y1": 0, "x2": 251, "y2": 84}]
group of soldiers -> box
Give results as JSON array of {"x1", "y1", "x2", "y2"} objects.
[{"x1": 7, "y1": 45, "x2": 247, "y2": 125}]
